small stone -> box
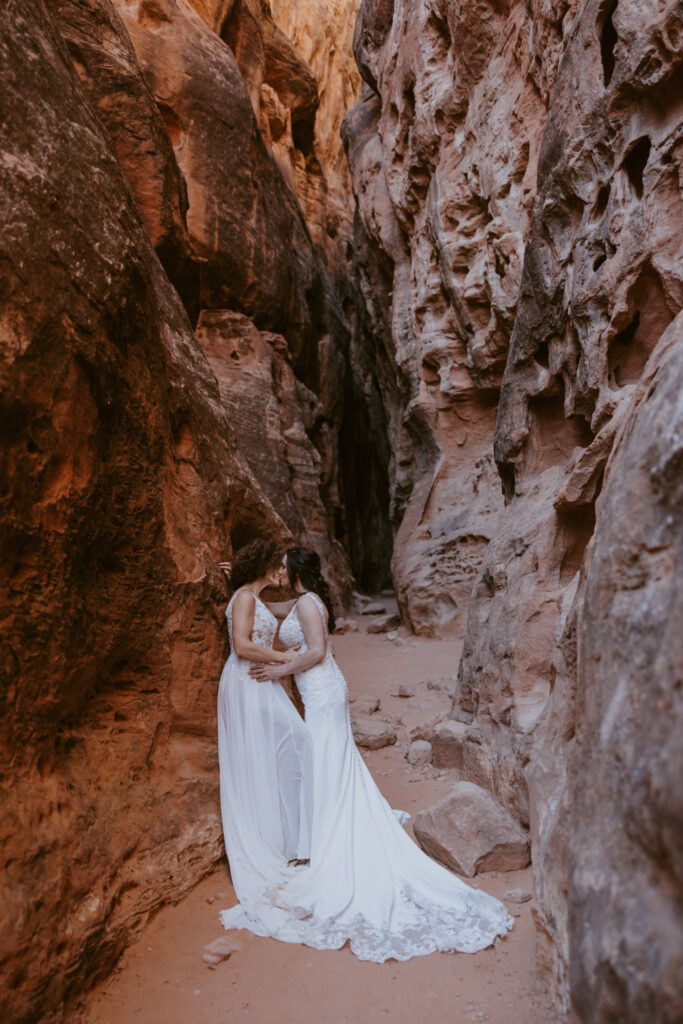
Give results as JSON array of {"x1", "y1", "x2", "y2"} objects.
[
  {"x1": 352, "y1": 717, "x2": 397, "y2": 750},
  {"x1": 361, "y1": 601, "x2": 387, "y2": 615},
  {"x1": 426, "y1": 680, "x2": 442, "y2": 691},
  {"x1": 406, "y1": 740, "x2": 433, "y2": 767},
  {"x1": 355, "y1": 697, "x2": 381, "y2": 715},
  {"x1": 452, "y1": 707, "x2": 474, "y2": 725},
  {"x1": 408, "y1": 712, "x2": 448, "y2": 743},
  {"x1": 335, "y1": 617, "x2": 358, "y2": 633},
  {"x1": 397, "y1": 684, "x2": 415, "y2": 698},
  {"x1": 386, "y1": 630, "x2": 399, "y2": 641},
  {"x1": 504, "y1": 888, "x2": 533, "y2": 904},
  {"x1": 202, "y1": 936, "x2": 242, "y2": 967},
  {"x1": 367, "y1": 612, "x2": 401, "y2": 634}
]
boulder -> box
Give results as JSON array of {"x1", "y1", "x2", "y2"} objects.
[
  {"x1": 406, "y1": 740, "x2": 433, "y2": 767},
  {"x1": 413, "y1": 782, "x2": 530, "y2": 877},
  {"x1": 396, "y1": 684, "x2": 415, "y2": 698},
  {"x1": 352, "y1": 717, "x2": 397, "y2": 750},
  {"x1": 431, "y1": 720, "x2": 468, "y2": 770}
]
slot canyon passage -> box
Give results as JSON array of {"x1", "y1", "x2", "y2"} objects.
[{"x1": 1, "y1": 0, "x2": 682, "y2": 1021}]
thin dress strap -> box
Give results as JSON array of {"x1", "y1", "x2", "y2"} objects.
[{"x1": 298, "y1": 591, "x2": 328, "y2": 631}]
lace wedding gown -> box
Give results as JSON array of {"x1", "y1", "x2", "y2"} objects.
[
  {"x1": 220, "y1": 592, "x2": 513, "y2": 961},
  {"x1": 217, "y1": 592, "x2": 313, "y2": 903}
]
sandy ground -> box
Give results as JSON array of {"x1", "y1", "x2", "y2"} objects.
[{"x1": 77, "y1": 615, "x2": 556, "y2": 1024}]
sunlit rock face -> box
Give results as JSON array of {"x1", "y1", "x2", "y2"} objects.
[
  {"x1": 182, "y1": 0, "x2": 392, "y2": 589},
  {"x1": 0, "y1": 3, "x2": 291, "y2": 1021},
  {"x1": 346, "y1": 0, "x2": 683, "y2": 1018},
  {"x1": 270, "y1": 0, "x2": 361, "y2": 272},
  {"x1": 112, "y1": 0, "x2": 359, "y2": 588},
  {"x1": 0, "y1": 1, "x2": 378, "y2": 1021}
]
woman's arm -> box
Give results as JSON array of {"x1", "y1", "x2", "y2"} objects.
[
  {"x1": 249, "y1": 595, "x2": 326, "y2": 680},
  {"x1": 231, "y1": 590, "x2": 293, "y2": 664}
]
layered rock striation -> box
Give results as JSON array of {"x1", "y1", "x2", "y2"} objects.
[{"x1": 345, "y1": 0, "x2": 683, "y2": 1019}]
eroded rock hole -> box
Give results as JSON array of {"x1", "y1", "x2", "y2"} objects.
[
  {"x1": 403, "y1": 80, "x2": 415, "y2": 119},
  {"x1": 622, "y1": 136, "x2": 651, "y2": 199},
  {"x1": 426, "y1": 10, "x2": 451, "y2": 61},
  {"x1": 292, "y1": 113, "x2": 315, "y2": 155},
  {"x1": 421, "y1": 356, "x2": 440, "y2": 385},
  {"x1": 593, "y1": 253, "x2": 607, "y2": 271},
  {"x1": 594, "y1": 183, "x2": 611, "y2": 217},
  {"x1": 600, "y1": 0, "x2": 619, "y2": 86},
  {"x1": 524, "y1": 390, "x2": 594, "y2": 475},
  {"x1": 557, "y1": 503, "x2": 597, "y2": 585},
  {"x1": 534, "y1": 341, "x2": 550, "y2": 368},
  {"x1": 607, "y1": 264, "x2": 673, "y2": 386},
  {"x1": 499, "y1": 463, "x2": 515, "y2": 503}
]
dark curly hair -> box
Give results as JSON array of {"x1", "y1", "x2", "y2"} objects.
[
  {"x1": 286, "y1": 546, "x2": 335, "y2": 632},
  {"x1": 231, "y1": 538, "x2": 283, "y2": 591}
]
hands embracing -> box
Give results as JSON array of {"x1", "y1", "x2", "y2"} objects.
[
  {"x1": 250, "y1": 662, "x2": 286, "y2": 682},
  {"x1": 249, "y1": 646, "x2": 299, "y2": 682}
]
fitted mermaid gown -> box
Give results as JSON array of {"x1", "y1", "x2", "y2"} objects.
[
  {"x1": 219, "y1": 592, "x2": 513, "y2": 961},
  {"x1": 217, "y1": 592, "x2": 313, "y2": 904}
]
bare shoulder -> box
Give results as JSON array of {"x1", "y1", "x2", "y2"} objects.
[
  {"x1": 298, "y1": 592, "x2": 328, "y2": 625},
  {"x1": 232, "y1": 588, "x2": 256, "y2": 612}
]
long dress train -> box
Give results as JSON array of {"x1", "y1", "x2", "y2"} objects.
[
  {"x1": 217, "y1": 592, "x2": 313, "y2": 904},
  {"x1": 220, "y1": 592, "x2": 513, "y2": 961}
]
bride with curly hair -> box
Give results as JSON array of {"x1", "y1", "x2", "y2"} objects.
[{"x1": 217, "y1": 539, "x2": 312, "y2": 909}]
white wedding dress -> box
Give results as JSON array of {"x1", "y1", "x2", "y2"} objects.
[
  {"x1": 220, "y1": 592, "x2": 513, "y2": 961},
  {"x1": 217, "y1": 592, "x2": 313, "y2": 902}
]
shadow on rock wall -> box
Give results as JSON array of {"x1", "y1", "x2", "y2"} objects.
[{"x1": 0, "y1": 0, "x2": 388, "y2": 1020}]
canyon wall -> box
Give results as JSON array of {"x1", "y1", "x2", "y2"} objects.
[
  {"x1": 0, "y1": 1, "x2": 380, "y2": 1020},
  {"x1": 182, "y1": 0, "x2": 394, "y2": 588},
  {"x1": 345, "y1": 0, "x2": 683, "y2": 1019},
  {"x1": 344, "y1": 0, "x2": 556, "y2": 636}
]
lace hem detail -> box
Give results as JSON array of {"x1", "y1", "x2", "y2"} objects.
[{"x1": 220, "y1": 881, "x2": 513, "y2": 962}]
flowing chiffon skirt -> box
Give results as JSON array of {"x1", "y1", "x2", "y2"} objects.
[{"x1": 218, "y1": 593, "x2": 313, "y2": 904}]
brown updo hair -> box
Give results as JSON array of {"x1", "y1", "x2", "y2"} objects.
[
  {"x1": 286, "y1": 546, "x2": 335, "y2": 632},
  {"x1": 231, "y1": 539, "x2": 283, "y2": 590}
]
